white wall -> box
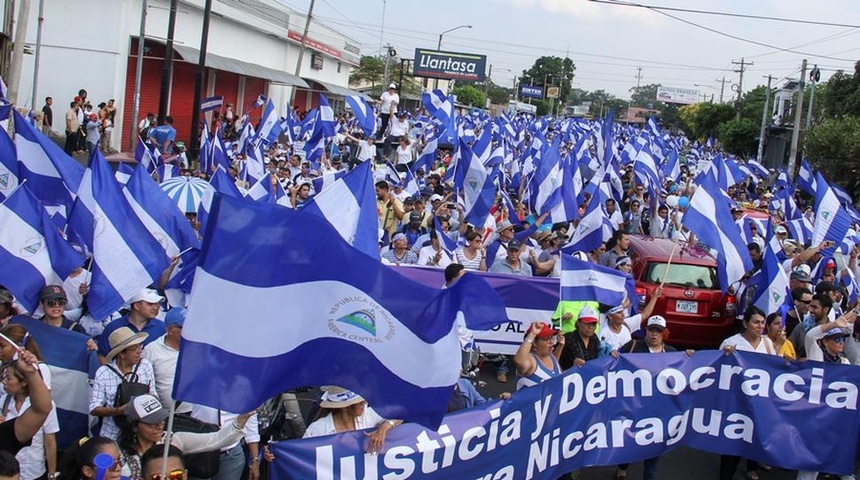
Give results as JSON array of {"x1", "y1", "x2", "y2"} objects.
[{"x1": 11, "y1": 0, "x2": 356, "y2": 151}]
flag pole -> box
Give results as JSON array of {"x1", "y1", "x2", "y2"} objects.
[
  {"x1": 159, "y1": 398, "x2": 177, "y2": 480},
  {"x1": 659, "y1": 235, "x2": 682, "y2": 288}
]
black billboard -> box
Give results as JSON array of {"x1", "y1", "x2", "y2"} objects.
[{"x1": 412, "y1": 48, "x2": 487, "y2": 82}]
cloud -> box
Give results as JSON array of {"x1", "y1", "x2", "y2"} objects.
[{"x1": 500, "y1": 0, "x2": 664, "y2": 26}]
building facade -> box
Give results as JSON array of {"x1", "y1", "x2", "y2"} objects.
[{"x1": 11, "y1": 0, "x2": 363, "y2": 151}]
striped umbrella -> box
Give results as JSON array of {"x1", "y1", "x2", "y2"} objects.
[{"x1": 160, "y1": 177, "x2": 210, "y2": 213}]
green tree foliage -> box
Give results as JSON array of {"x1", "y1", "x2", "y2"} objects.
[
  {"x1": 452, "y1": 85, "x2": 487, "y2": 108},
  {"x1": 522, "y1": 56, "x2": 576, "y2": 106},
  {"x1": 678, "y1": 102, "x2": 735, "y2": 142},
  {"x1": 349, "y1": 55, "x2": 422, "y2": 97},
  {"x1": 629, "y1": 84, "x2": 660, "y2": 108},
  {"x1": 803, "y1": 116, "x2": 860, "y2": 193},
  {"x1": 349, "y1": 56, "x2": 384, "y2": 88},
  {"x1": 486, "y1": 84, "x2": 512, "y2": 105},
  {"x1": 717, "y1": 118, "x2": 759, "y2": 156}
]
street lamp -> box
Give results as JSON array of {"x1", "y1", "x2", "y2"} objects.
[{"x1": 435, "y1": 24, "x2": 472, "y2": 91}]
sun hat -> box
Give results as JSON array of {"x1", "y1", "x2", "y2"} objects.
[
  {"x1": 125, "y1": 394, "x2": 169, "y2": 424},
  {"x1": 320, "y1": 386, "x2": 365, "y2": 409},
  {"x1": 105, "y1": 327, "x2": 149, "y2": 362}
]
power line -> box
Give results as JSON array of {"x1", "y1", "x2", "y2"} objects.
[
  {"x1": 589, "y1": 0, "x2": 860, "y2": 29},
  {"x1": 591, "y1": 0, "x2": 858, "y2": 62}
]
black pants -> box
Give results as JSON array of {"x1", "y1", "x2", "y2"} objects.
[
  {"x1": 64, "y1": 130, "x2": 80, "y2": 154},
  {"x1": 719, "y1": 455, "x2": 758, "y2": 480},
  {"x1": 378, "y1": 113, "x2": 391, "y2": 138}
]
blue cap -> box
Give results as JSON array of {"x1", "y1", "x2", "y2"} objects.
[{"x1": 165, "y1": 307, "x2": 187, "y2": 327}]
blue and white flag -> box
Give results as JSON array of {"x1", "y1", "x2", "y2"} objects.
[
  {"x1": 345, "y1": 95, "x2": 376, "y2": 136},
  {"x1": 67, "y1": 152, "x2": 170, "y2": 320},
  {"x1": 115, "y1": 163, "x2": 134, "y2": 186},
  {"x1": 797, "y1": 159, "x2": 817, "y2": 196},
  {"x1": 752, "y1": 221, "x2": 790, "y2": 316},
  {"x1": 561, "y1": 188, "x2": 613, "y2": 254},
  {"x1": 560, "y1": 254, "x2": 628, "y2": 306},
  {"x1": 10, "y1": 316, "x2": 98, "y2": 450},
  {"x1": 0, "y1": 185, "x2": 82, "y2": 312},
  {"x1": 250, "y1": 93, "x2": 267, "y2": 111},
  {"x1": 302, "y1": 161, "x2": 379, "y2": 259},
  {"x1": 454, "y1": 139, "x2": 496, "y2": 226},
  {"x1": 14, "y1": 111, "x2": 84, "y2": 216},
  {"x1": 197, "y1": 166, "x2": 243, "y2": 234},
  {"x1": 530, "y1": 138, "x2": 563, "y2": 215},
  {"x1": 172, "y1": 193, "x2": 507, "y2": 428},
  {"x1": 318, "y1": 94, "x2": 336, "y2": 138},
  {"x1": 422, "y1": 89, "x2": 457, "y2": 143},
  {"x1": 0, "y1": 126, "x2": 19, "y2": 201},
  {"x1": 682, "y1": 171, "x2": 753, "y2": 292},
  {"x1": 156, "y1": 163, "x2": 180, "y2": 182},
  {"x1": 311, "y1": 170, "x2": 346, "y2": 194},
  {"x1": 124, "y1": 166, "x2": 201, "y2": 259},
  {"x1": 135, "y1": 140, "x2": 160, "y2": 174},
  {"x1": 257, "y1": 99, "x2": 282, "y2": 145},
  {"x1": 831, "y1": 183, "x2": 853, "y2": 206},
  {"x1": 812, "y1": 171, "x2": 852, "y2": 248},
  {"x1": 200, "y1": 95, "x2": 224, "y2": 113},
  {"x1": 434, "y1": 217, "x2": 458, "y2": 255}
]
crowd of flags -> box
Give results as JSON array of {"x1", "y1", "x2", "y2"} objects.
[{"x1": 3, "y1": 82, "x2": 860, "y2": 435}]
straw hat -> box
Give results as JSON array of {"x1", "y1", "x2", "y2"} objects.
[
  {"x1": 319, "y1": 386, "x2": 365, "y2": 409},
  {"x1": 105, "y1": 327, "x2": 148, "y2": 362}
]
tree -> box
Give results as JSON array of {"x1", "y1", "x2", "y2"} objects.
[
  {"x1": 629, "y1": 84, "x2": 660, "y2": 108},
  {"x1": 803, "y1": 115, "x2": 860, "y2": 198},
  {"x1": 717, "y1": 118, "x2": 759, "y2": 156},
  {"x1": 678, "y1": 102, "x2": 735, "y2": 141},
  {"x1": 522, "y1": 56, "x2": 576, "y2": 106},
  {"x1": 486, "y1": 84, "x2": 512, "y2": 105},
  {"x1": 349, "y1": 56, "x2": 384, "y2": 88},
  {"x1": 452, "y1": 85, "x2": 486, "y2": 108}
]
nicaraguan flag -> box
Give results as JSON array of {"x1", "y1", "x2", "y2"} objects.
[
  {"x1": 798, "y1": 159, "x2": 817, "y2": 196},
  {"x1": 251, "y1": 93, "x2": 267, "y2": 111},
  {"x1": 530, "y1": 138, "x2": 563, "y2": 215},
  {"x1": 812, "y1": 171, "x2": 852, "y2": 249},
  {"x1": 0, "y1": 185, "x2": 82, "y2": 312},
  {"x1": 135, "y1": 140, "x2": 160, "y2": 174},
  {"x1": 10, "y1": 317, "x2": 98, "y2": 450},
  {"x1": 318, "y1": 94, "x2": 336, "y2": 138},
  {"x1": 831, "y1": 183, "x2": 853, "y2": 206},
  {"x1": 200, "y1": 95, "x2": 223, "y2": 112},
  {"x1": 67, "y1": 152, "x2": 170, "y2": 320},
  {"x1": 123, "y1": 165, "x2": 201, "y2": 259},
  {"x1": 14, "y1": 110, "x2": 84, "y2": 217},
  {"x1": 311, "y1": 170, "x2": 346, "y2": 194},
  {"x1": 302, "y1": 161, "x2": 378, "y2": 259},
  {"x1": 752, "y1": 221, "x2": 790, "y2": 315},
  {"x1": 561, "y1": 188, "x2": 613, "y2": 254},
  {"x1": 0, "y1": 126, "x2": 19, "y2": 201},
  {"x1": 454, "y1": 139, "x2": 496, "y2": 226},
  {"x1": 682, "y1": 171, "x2": 753, "y2": 292},
  {"x1": 172, "y1": 193, "x2": 507, "y2": 428},
  {"x1": 156, "y1": 163, "x2": 180, "y2": 182},
  {"x1": 560, "y1": 254, "x2": 628, "y2": 306},
  {"x1": 257, "y1": 99, "x2": 282, "y2": 145},
  {"x1": 197, "y1": 166, "x2": 242, "y2": 239},
  {"x1": 345, "y1": 95, "x2": 376, "y2": 136},
  {"x1": 115, "y1": 163, "x2": 134, "y2": 186}
]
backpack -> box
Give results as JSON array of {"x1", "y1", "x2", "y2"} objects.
[
  {"x1": 106, "y1": 363, "x2": 150, "y2": 408},
  {"x1": 171, "y1": 413, "x2": 221, "y2": 478}
]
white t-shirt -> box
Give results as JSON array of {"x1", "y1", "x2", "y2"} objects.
[
  {"x1": 2, "y1": 397, "x2": 60, "y2": 480},
  {"x1": 303, "y1": 405, "x2": 385, "y2": 438},
  {"x1": 417, "y1": 245, "x2": 453, "y2": 268},
  {"x1": 357, "y1": 142, "x2": 376, "y2": 161},
  {"x1": 395, "y1": 143, "x2": 413, "y2": 165},
  {"x1": 380, "y1": 91, "x2": 399, "y2": 114},
  {"x1": 389, "y1": 119, "x2": 409, "y2": 137},
  {"x1": 719, "y1": 333, "x2": 776, "y2": 354},
  {"x1": 599, "y1": 314, "x2": 642, "y2": 351},
  {"x1": 608, "y1": 210, "x2": 624, "y2": 231}
]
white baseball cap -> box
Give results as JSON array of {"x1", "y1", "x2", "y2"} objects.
[{"x1": 647, "y1": 315, "x2": 667, "y2": 330}]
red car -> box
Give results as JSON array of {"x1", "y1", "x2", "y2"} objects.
[{"x1": 627, "y1": 236, "x2": 737, "y2": 348}]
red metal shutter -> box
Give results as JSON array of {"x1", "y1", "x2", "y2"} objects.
[
  {"x1": 122, "y1": 38, "x2": 165, "y2": 149},
  {"x1": 168, "y1": 61, "x2": 200, "y2": 146},
  {"x1": 242, "y1": 77, "x2": 267, "y2": 112},
  {"x1": 214, "y1": 71, "x2": 239, "y2": 114}
]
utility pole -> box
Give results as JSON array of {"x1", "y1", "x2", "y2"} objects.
[
  {"x1": 397, "y1": 59, "x2": 411, "y2": 98},
  {"x1": 732, "y1": 58, "x2": 752, "y2": 120},
  {"x1": 484, "y1": 64, "x2": 493, "y2": 102},
  {"x1": 129, "y1": 0, "x2": 148, "y2": 151},
  {"x1": 715, "y1": 76, "x2": 728, "y2": 103},
  {"x1": 189, "y1": 0, "x2": 213, "y2": 158},
  {"x1": 291, "y1": 0, "x2": 315, "y2": 105},
  {"x1": 756, "y1": 75, "x2": 773, "y2": 162},
  {"x1": 7, "y1": 0, "x2": 31, "y2": 105},
  {"x1": 30, "y1": 0, "x2": 45, "y2": 111},
  {"x1": 635, "y1": 66, "x2": 643, "y2": 89},
  {"x1": 157, "y1": 0, "x2": 178, "y2": 124},
  {"x1": 806, "y1": 64, "x2": 820, "y2": 129},
  {"x1": 382, "y1": 44, "x2": 393, "y2": 88},
  {"x1": 788, "y1": 59, "x2": 807, "y2": 178}
]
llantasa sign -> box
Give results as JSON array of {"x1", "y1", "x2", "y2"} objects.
[{"x1": 412, "y1": 48, "x2": 487, "y2": 82}]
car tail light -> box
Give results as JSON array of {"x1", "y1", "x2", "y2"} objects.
[{"x1": 723, "y1": 294, "x2": 736, "y2": 317}]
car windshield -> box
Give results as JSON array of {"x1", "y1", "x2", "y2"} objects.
[{"x1": 643, "y1": 262, "x2": 720, "y2": 290}]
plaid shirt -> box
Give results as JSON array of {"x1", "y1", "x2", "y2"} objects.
[{"x1": 89, "y1": 359, "x2": 156, "y2": 440}]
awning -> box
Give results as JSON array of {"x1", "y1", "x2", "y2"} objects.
[
  {"x1": 173, "y1": 44, "x2": 309, "y2": 88},
  {"x1": 303, "y1": 77, "x2": 372, "y2": 100}
]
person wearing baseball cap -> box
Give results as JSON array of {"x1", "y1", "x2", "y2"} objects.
[
  {"x1": 599, "y1": 286, "x2": 664, "y2": 352},
  {"x1": 97, "y1": 289, "x2": 166, "y2": 360},
  {"x1": 37, "y1": 284, "x2": 93, "y2": 340},
  {"x1": 489, "y1": 239, "x2": 532, "y2": 277},
  {"x1": 514, "y1": 322, "x2": 563, "y2": 390},
  {"x1": 376, "y1": 82, "x2": 399, "y2": 138},
  {"x1": 559, "y1": 306, "x2": 603, "y2": 370},
  {"x1": 142, "y1": 308, "x2": 187, "y2": 413}
]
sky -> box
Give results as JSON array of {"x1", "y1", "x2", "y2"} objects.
[{"x1": 276, "y1": 0, "x2": 860, "y2": 101}]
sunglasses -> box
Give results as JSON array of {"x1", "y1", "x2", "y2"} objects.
[
  {"x1": 829, "y1": 337, "x2": 847, "y2": 344},
  {"x1": 44, "y1": 298, "x2": 67, "y2": 307},
  {"x1": 149, "y1": 470, "x2": 185, "y2": 480},
  {"x1": 796, "y1": 299, "x2": 811, "y2": 304}
]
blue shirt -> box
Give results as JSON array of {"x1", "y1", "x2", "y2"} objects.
[
  {"x1": 97, "y1": 315, "x2": 166, "y2": 357},
  {"x1": 148, "y1": 124, "x2": 176, "y2": 148}
]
